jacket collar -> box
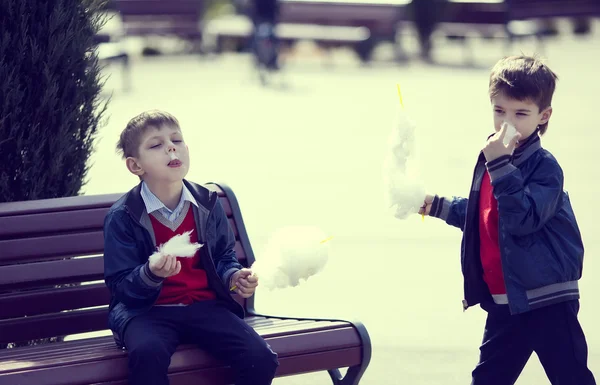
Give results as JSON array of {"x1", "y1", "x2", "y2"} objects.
[
  {"x1": 512, "y1": 128, "x2": 542, "y2": 167},
  {"x1": 123, "y1": 179, "x2": 216, "y2": 222}
]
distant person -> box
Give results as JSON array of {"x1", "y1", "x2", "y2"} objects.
[
  {"x1": 409, "y1": 0, "x2": 447, "y2": 61},
  {"x1": 418, "y1": 55, "x2": 596, "y2": 385},
  {"x1": 251, "y1": 0, "x2": 279, "y2": 26},
  {"x1": 250, "y1": 0, "x2": 281, "y2": 71}
]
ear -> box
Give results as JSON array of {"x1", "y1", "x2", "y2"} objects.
[
  {"x1": 539, "y1": 106, "x2": 552, "y2": 125},
  {"x1": 126, "y1": 157, "x2": 145, "y2": 177}
]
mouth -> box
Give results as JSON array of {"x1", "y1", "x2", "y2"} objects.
[{"x1": 168, "y1": 159, "x2": 182, "y2": 167}]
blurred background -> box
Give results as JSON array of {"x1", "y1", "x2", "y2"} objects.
[{"x1": 89, "y1": 1, "x2": 599, "y2": 384}]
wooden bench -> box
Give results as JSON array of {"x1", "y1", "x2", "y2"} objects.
[
  {"x1": 112, "y1": 0, "x2": 207, "y2": 52},
  {"x1": 0, "y1": 182, "x2": 371, "y2": 385},
  {"x1": 395, "y1": 0, "x2": 543, "y2": 64},
  {"x1": 203, "y1": 15, "x2": 373, "y2": 62},
  {"x1": 206, "y1": 0, "x2": 411, "y2": 63},
  {"x1": 506, "y1": 0, "x2": 600, "y2": 19}
]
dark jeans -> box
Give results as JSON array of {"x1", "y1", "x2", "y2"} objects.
[
  {"x1": 123, "y1": 300, "x2": 279, "y2": 385},
  {"x1": 472, "y1": 300, "x2": 596, "y2": 385}
]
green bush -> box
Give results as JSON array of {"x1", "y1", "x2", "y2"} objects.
[
  {"x1": 0, "y1": 0, "x2": 109, "y2": 202},
  {"x1": 0, "y1": 0, "x2": 110, "y2": 349}
]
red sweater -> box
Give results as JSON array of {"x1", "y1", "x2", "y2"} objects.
[
  {"x1": 479, "y1": 170, "x2": 507, "y2": 295},
  {"x1": 150, "y1": 206, "x2": 216, "y2": 305}
]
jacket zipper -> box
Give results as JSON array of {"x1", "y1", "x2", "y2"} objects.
[{"x1": 462, "y1": 153, "x2": 486, "y2": 311}]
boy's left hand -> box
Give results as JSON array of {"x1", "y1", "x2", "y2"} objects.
[
  {"x1": 483, "y1": 123, "x2": 521, "y2": 162},
  {"x1": 229, "y1": 268, "x2": 258, "y2": 298}
]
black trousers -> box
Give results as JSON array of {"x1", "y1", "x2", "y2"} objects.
[
  {"x1": 472, "y1": 300, "x2": 596, "y2": 385},
  {"x1": 123, "y1": 300, "x2": 279, "y2": 385}
]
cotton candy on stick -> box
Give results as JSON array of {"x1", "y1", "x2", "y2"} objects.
[
  {"x1": 382, "y1": 84, "x2": 426, "y2": 220},
  {"x1": 149, "y1": 230, "x2": 203, "y2": 264},
  {"x1": 231, "y1": 226, "x2": 332, "y2": 292}
]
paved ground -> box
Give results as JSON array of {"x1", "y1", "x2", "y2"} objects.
[{"x1": 86, "y1": 20, "x2": 600, "y2": 384}]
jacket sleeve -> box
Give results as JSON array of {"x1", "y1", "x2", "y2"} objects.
[
  {"x1": 103, "y1": 210, "x2": 162, "y2": 308},
  {"x1": 209, "y1": 199, "x2": 243, "y2": 287},
  {"x1": 486, "y1": 154, "x2": 563, "y2": 236},
  {"x1": 429, "y1": 195, "x2": 468, "y2": 231}
]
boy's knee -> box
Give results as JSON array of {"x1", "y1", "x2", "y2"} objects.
[
  {"x1": 128, "y1": 340, "x2": 172, "y2": 368},
  {"x1": 246, "y1": 344, "x2": 279, "y2": 379}
]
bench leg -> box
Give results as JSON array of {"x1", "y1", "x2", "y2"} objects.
[
  {"x1": 327, "y1": 320, "x2": 372, "y2": 385},
  {"x1": 328, "y1": 365, "x2": 366, "y2": 385},
  {"x1": 121, "y1": 54, "x2": 131, "y2": 92},
  {"x1": 245, "y1": 310, "x2": 372, "y2": 385}
]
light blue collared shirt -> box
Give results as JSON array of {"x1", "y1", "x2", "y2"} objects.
[{"x1": 140, "y1": 181, "x2": 198, "y2": 223}]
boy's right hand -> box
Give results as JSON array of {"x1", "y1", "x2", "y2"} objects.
[
  {"x1": 149, "y1": 253, "x2": 181, "y2": 278},
  {"x1": 418, "y1": 194, "x2": 435, "y2": 216}
]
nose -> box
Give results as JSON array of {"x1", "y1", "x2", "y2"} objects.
[{"x1": 166, "y1": 142, "x2": 176, "y2": 153}]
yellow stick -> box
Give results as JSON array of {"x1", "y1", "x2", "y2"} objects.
[
  {"x1": 320, "y1": 236, "x2": 334, "y2": 244},
  {"x1": 396, "y1": 84, "x2": 404, "y2": 109}
]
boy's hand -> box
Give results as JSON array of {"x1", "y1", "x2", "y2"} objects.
[
  {"x1": 483, "y1": 123, "x2": 521, "y2": 162},
  {"x1": 149, "y1": 253, "x2": 181, "y2": 278},
  {"x1": 418, "y1": 194, "x2": 435, "y2": 216},
  {"x1": 230, "y1": 268, "x2": 258, "y2": 298}
]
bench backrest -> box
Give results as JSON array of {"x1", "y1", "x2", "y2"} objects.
[
  {"x1": 506, "y1": 0, "x2": 600, "y2": 19},
  {"x1": 442, "y1": 1, "x2": 507, "y2": 25},
  {"x1": 114, "y1": 0, "x2": 205, "y2": 17},
  {"x1": 113, "y1": 0, "x2": 206, "y2": 35},
  {"x1": 277, "y1": 0, "x2": 409, "y2": 36},
  {"x1": 0, "y1": 183, "x2": 255, "y2": 346}
]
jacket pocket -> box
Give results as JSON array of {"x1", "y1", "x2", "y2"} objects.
[{"x1": 503, "y1": 234, "x2": 564, "y2": 290}]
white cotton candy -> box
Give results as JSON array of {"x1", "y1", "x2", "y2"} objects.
[
  {"x1": 382, "y1": 111, "x2": 426, "y2": 220},
  {"x1": 149, "y1": 230, "x2": 203, "y2": 264},
  {"x1": 250, "y1": 226, "x2": 330, "y2": 291},
  {"x1": 502, "y1": 121, "x2": 518, "y2": 146}
]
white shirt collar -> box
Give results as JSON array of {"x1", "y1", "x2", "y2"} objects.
[{"x1": 140, "y1": 181, "x2": 198, "y2": 221}]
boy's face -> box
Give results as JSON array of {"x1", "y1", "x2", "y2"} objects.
[
  {"x1": 126, "y1": 124, "x2": 190, "y2": 184},
  {"x1": 491, "y1": 92, "x2": 552, "y2": 142}
]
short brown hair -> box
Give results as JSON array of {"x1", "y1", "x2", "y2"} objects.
[
  {"x1": 489, "y1": 55, "x2": 558, "y2": 135},
  {"x1": 116, "y1": 110, "x2": 180, "y2": 158}
]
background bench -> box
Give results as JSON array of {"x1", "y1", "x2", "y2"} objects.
[
  {"x1": 0, "y1": 182, "x2": 371, "y2": 385},
  {"x1": 506, "y1": 0, "x2": 600, "y2": 19},
  {"x1": 110, "y1": 0, "x2": 207, "y2": 53},
  {"x1": 206, "y1": 0, "x2": 410, "y2": 63}
]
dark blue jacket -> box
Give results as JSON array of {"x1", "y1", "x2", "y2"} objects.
[
  {"x1": 429, "y1": 132, "x2": 585, "y2": 315},
  {"x1": 103, "y1": 180, "x2": 244, "y2": 347}
]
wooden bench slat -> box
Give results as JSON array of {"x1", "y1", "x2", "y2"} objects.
[
  {"x1": 228, "y1": 218, "x2": 238, "y2": 238},
  {"x1": 0, "y1": 322, "x2": 359, "y2": 376},
  {"x1": 0, "y1": 238, "x2": 246, "y2": 289},
  {"x1": 0, "y1": 283, "x2": 110, "y2": 319},
  {"x1": 0, "y1": 256, "x2": 104, "y2": 291},
  {"x1": 0, "y1": 194, "x2": 122, "y2": 217},
  {"x1": 116, "y1": 0, "x2": 204, "y2": 15},
  {"x1": 233, "y1": 241, "x2": 246, "y2": 261},
  {"x1": 0, "y1": 318, "x2": 350, "y2": 364},
  {"x1": 0, "y1": 188, "x2": 228, "y2": 219},
  {"x1": 0, "y1": 316, "x2": 270, "y2": 360},
  {"x1": 219, "y1": 196, "x2": 232, "y2": 216},
  {"x1": 0, "y1": 208, "x2": 108, "y2": 239},
  {"x1": 0, "y1": 200, "x2": 236, "y2": 265},
  {"x1": 0, "y1": 318, "x2": 352, "y2": 361},
  {"x1": 0, "y1": 347, "x2": 361, "y2": 385},
  {"x1": 0, "y1": 231, "x2": 104, "y2": 264},
  {"x1": 0, "y1": 308, "x2": 109, "y2": 345},
  {"x1": 2, "y1": 347, "x2": 361, "y2": 385}
]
